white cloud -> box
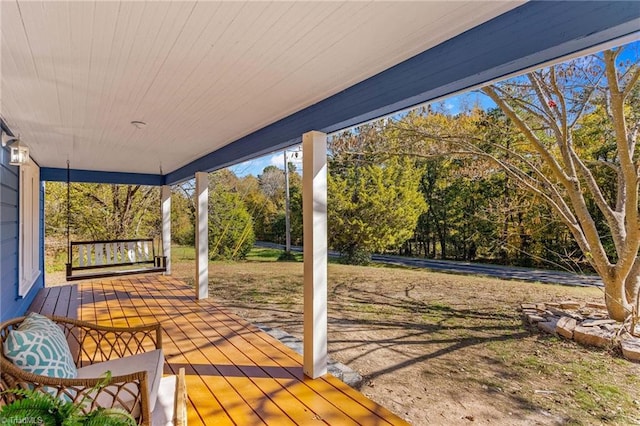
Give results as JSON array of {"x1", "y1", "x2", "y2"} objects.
[
  {"x1": 229, "y1": 157, "x2": 269, "y2": 177},
  {"x1": 269, "y1": 153, "x2": 285, "y2": 168},
  {"x1": 229, "y1": 149, "x2": 303, "y2": 176}
]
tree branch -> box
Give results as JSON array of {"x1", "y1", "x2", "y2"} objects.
[
  {"x1": 570, "y1": 149, "x2": 624, "y2": 256},
  {"x1": 483, "y1": 85, "x2": 612, "y2": 275},
  {"x1": 604, "y1": 49, "x2": 640, "y2": 281},
  {"x1": 623, "y1": 66, "x2": 640, "y2": 98},
  {"x1": 482, "y1": 86, "x2": 571, "y2": 184}
]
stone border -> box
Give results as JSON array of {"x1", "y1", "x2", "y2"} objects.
[
  {"x1": 255, "y1": 324, "x2": 363, "y2": 388},
  {"x1": 521, "y1": 301, "x2": 640, "y2": 362}
]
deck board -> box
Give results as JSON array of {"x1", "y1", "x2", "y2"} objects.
[
  {"x1": 27, "y1": 287, "x2": 49, "y2": 314},
  {"x1": 30, "y1": 275, "x2": 408, "y2": 425}
]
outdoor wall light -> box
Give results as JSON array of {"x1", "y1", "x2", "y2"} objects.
[{"x1": 1, "y1": 130, "x2": 30, "y2": 166}]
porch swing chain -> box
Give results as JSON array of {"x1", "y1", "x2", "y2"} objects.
[{"x1": 66, "y1": 160, "x2": 71, "y2": 266}]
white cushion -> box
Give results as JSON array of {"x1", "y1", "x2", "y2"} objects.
[
  {"x1": 152, "y1": 375, "x2": 177, "y2": 426},
  {"x1": 76, "y1": 349, "x2": 163, "y2": 414}
]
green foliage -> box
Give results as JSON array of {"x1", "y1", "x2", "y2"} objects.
[
  {"x1": 408, "y1": 109, "x2": 583, "y2": 268},
  {"x1": 79, "y1": 408, "x2": 137, "y2": 426},
  {"x1": 208, "y1": 171, "x2": 255, "y2": 260},
  {"x1": 45, "y1": 182, "x2": 160, "y2": 241},
  {"x1": 249, "y1": 166, "x2": 303, "y2": 244},
  {"x1": 242, "y1": 174, "x2": 279, "y2": 242},
  {"x1": 0, "y1": 388, "x2": 66, "y2": 425},
  {"x1": 288, "y1": 185, "x2": 304, "y2": 245},
  {"x1": 270, "y1": 184, "x2": 303, "y2": 246},
  {"x1": 277, "y1": 251, "x2": 298, "y2": 262},
  {"x1": 0, "y1": 373, "x2": 136, "y2": 426},
  {"x1": 337, "y1": 247, "x2": 372, "y2": 266},
  {"x1": 171, "y1": 186, "x2": 195, "y2": 246},
  {"x1": 328, "y1": 153, "x2": 426, "y2": 262}
]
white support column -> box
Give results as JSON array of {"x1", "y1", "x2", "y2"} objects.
[
  {"x1": 302, "y1": 130, "x2": 328, "y2": 379},
  {"x1": 195, "y1": 172, "x2": 209, "y2": 299},
  {"x1": 161, "y1": 185, "x2": 172, "y2": 274}
]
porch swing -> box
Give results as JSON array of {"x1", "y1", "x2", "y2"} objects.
[{"x1": 64, "y1": 164, "x2": 167, "y2": 281}]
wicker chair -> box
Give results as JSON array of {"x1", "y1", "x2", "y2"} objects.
[{"x1": 0, "y1": 315, "x2": 186, "y2": 426}]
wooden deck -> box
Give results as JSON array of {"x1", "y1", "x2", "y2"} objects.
[{"x1": 29, "y1": 275, "x2": 408, "y2": 425}]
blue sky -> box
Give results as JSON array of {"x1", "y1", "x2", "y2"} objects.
[{"x1": 230, "y1": 149, "x2": 302, "y2": 177}]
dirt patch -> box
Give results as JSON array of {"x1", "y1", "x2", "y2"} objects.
[{"x1": 171, "y1": 260, "x2": 639, "y2": 425}]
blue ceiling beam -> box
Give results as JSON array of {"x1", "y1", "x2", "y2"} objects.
[
  {"x1": 41, "y1": 167, "x2": 164, "y2": 186},
  {"x1": 165, "y1": 0, "x2": 639, "y2": 185}
]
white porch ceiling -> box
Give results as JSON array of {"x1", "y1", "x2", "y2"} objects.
[{"x1": 1, "y1": 1, "x2": 523, "y2": 175}]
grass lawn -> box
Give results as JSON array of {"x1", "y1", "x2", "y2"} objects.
[{"x1": 167, "y1": 247, "x2": 640, "y2": 426}]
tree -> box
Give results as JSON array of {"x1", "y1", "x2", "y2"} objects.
[
  {"x1": 44, "y1": 181, "x2": 70, "y2": 237},
  {"x1": 270, "y1": 172, "x2": 303, "y2": 246},
  {"x1": 477, "y1": 109, "x2": 584, "y2": 270},
  {"x1": 329, "y1": 126, "x2": 427, "y2": 263},
  {"x1": 45, "y1": 182, "x2": 160, "y2": 241},
  {"x1": 171, "y1": 183, "x2": 195, "y2": 246},
  {"x1": 207, "y1": 171, "x2": 255, "y2": 260},
  {"x1": 478, "y1": 46, "x2": 639, "y2": 321},
  {"x1": 258, "y1": 165, "x2": 285, "y2": 206},
  {"x1": 239, "y1": 175, "x2": 274, "y2": 241}
]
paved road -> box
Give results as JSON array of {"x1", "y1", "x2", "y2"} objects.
[{"x1": 255, "y1": 242, "x2": 603, "y2": 288}]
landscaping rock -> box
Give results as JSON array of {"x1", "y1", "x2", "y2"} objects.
[
  {"x1": 556, "y1": 316, "x2": 577, "y2": 339},
  {"x1": 548, "y1": 307, "x2": 582, "y2": 321},
  {"x1": 527, "y1": 314, "x2": 546, "y2": 324},
  {"x1": 567, "y1": 312, "x2": 585, "y2": 321},
  {"x1": 522, "y1": 301, "x2": 633, "y2": 356},
  {"x1": 581, "y1": 319, "x2": 617, "y2": 327},
  {"x1": 573, "y1": 325, "x2": 614, "y2": 348},
  {"x1": 578, "y1": 310, "x2": 594, "y2": 319},
  {"x1": 560, "y1": 301, "x2": 582, "y2": 310},
  {"x1": 546, "y1": 307, "x2": 567, "y2": 317},
  {"x1": 538, "y1": 318, "x2": 558, "y2": 335},
  {"x1": 586, "y1": 302, "x2": 607, "y2": 310},
  {"x1": 621, "y1": 337, "x2": 640, "y2": 362}
]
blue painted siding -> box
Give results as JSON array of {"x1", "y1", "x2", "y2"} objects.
[
  {"x1": 39, "y1": 179, "x2": 45, "y2": 292},
  {"x1": 165, "y1": 1, "x2": 640, "y2": 185},
  {"x1": 0, "y1": 146, "x2": 43, "y2": 321}
]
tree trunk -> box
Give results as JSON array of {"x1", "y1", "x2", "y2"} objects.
[
  {"x1": 604, "y1": 272, "x2": 632, "y2": 322},
  {"x1": 624, "y1": 257, "x2": 640, "y2": 319}
]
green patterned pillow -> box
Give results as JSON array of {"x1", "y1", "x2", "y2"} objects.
[{"x1": 3, "y1": 313, "x2": 77, "y2": 378}]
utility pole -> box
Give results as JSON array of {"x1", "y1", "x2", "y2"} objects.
[{"x1": 284, "y1": 150, "x2": 291, "y2": 253}]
